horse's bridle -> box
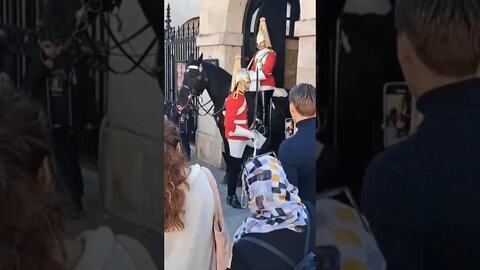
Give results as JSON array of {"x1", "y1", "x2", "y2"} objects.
[{"x1": 182, "y1": 64, "x2": 224, "y2": 117}]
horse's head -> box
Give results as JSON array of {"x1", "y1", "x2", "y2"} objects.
[{"x1": 177, "y1": 53, "x2": 209, "y2": 108}]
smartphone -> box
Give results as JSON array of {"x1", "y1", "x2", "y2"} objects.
[
  {"x1": 383, "y1": 82, "x2": 412, "y2": 148},
  {"x1": 285, "y1": 118, "x2": 295, "y2": 139}
]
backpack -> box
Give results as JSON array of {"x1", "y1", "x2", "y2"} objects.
[{"x1": 240, "y1": 206, "x2": 316, "y2": 270}]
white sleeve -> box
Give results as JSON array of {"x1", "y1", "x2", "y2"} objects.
[
  {"x1": 230, "y1": 125, "x2": 254, "y2": 138},
  {"x1": 248, "y1": 70, "x2": 266, "y2": 81}
]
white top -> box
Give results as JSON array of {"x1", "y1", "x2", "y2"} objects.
[
  {"x1": 164, "y1": 164, "x2": 216, "y2": 270},
  {"x1": 343, "y1": 0, "x2": 392, "y2": 16},
  {"x1": 69, "y1": 226, "x2": 157, "y2": 270}
]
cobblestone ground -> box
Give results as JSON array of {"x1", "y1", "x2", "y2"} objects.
[{"x1": 66, "y1": 145, "x2": 248, "y2": 269}]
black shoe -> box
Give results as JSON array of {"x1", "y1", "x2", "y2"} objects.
[
  {"x1": 69, "y1": 203, "x2": 85, "y2": 220},
  {"x1": 227, "y1": 195, "x2": 242, "y2": 209}
]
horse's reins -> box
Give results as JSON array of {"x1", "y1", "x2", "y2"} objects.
[
  {"x1": 195, "y1": 95, "x2": 225, "y2": 117},
  {"x1": 183, "y1": 65, "x2": 225, "y2": 117},
  {"x1": 248, "y1": 51, "x2": 269, "y2": 135}
]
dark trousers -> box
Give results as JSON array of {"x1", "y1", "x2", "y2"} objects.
[
  {"x1": 180, "y1": 131, "x2": 191, "y2": 160},
  {"x1": 254, "y1": 90, "x2": 274, "y2": 133},
  {"x1": 227, "y1": 156, "x2": 243, "y2": 196},
  {"x1": 51, "y1": 128, "x2": 84, "y2": 205}
]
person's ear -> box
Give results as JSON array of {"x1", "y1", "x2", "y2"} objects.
[
  {"x1": 37, "y1": 157, "x2": 52, "y2": 190},
  {"x1": 289, "y1": 103, "x2": 297, "y2": 114},
  {"x1": 397, "y1": 33, "x2": 415, "y2": 68}
]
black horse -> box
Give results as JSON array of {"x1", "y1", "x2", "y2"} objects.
[{"x1": 176, "y1": 54, "x2": 291, "y2": 181}]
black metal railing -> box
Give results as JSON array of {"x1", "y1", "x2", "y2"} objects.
[
  {"x1": 164, "y1": 3, "x2": 199, "y2": 104},
  {"x1": 164, "y1": 4, "x2": 200, "y2": 140},
  {"x1": 0, "y1": 0, "x2": 107, "y2": 163}
]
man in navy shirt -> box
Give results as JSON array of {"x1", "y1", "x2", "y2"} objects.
[
  {"x1": 362, "y1": 1, "x2": 480, "y2": 269},
  {"x1": 279, "y1": 83, "x2": 316, "y2": 208}
]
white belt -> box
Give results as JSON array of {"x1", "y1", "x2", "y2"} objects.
[{"x1": 234, "y1": 119, "x2": 248, "y2": 124}]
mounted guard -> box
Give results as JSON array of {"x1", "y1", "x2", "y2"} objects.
[
  {"x1": 224, "y1": 56, "x2": 266, "y2": 209},
  {"x1": 247, "y1": 17, "x2": 277, "y2": 135}
]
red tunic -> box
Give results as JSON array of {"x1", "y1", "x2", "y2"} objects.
[
  {"x1": 249, "y1": 48, "x2": 276, "y2": 90},
  {"x1": 224, "y1": 89, "x2": 249, "y2": 140}
]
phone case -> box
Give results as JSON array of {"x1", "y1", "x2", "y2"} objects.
[{"x1": 383, "y1": 82, "x2": 412, "y2": 148}]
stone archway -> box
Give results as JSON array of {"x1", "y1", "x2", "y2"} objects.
[
  {"x1": 197, "y1": 0, "x2": 248, "y2": 70},
  {"x1": 195, "y1": 0, "x2": 316, "y2": 167},
  {"x1": 195, "y1": 0, "x2": 248, "y2": 167}
]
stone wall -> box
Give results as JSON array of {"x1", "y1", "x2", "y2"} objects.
[
  {"x1": 195, "y1": 0, "x2": 248, "y2": 167},
  {"x1": 285, "y1": 39, "x2": 299, "y2": 89},
  {"x1": 295, "y1": 0, "x2": 316, "y2": 86},
  {"x1": 195, "y1": 0, "x2": 317, "y2": 167},
  {"x1": 98, "y1": 0, "x2": 163, "y2": 231}
]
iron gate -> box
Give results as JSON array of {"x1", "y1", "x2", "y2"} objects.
[
  {"x1": 164, "y1": 3, "x2": 199, "y2": 140},
  {"x1": 0, "y1": 0, "x2": 43, "y2": 86},
  {"x1": 0, "y1": 0, "x2": 108, "y2": 163}
]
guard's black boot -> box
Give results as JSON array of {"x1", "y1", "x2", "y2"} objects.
[
  {"x1": 221, "y1": 153, "x2": 230, "y2": 185},
  {"x1": 227, "y1": 157, "x2": 243, "y2": 194},
  {"x1": 227, "y1": 194, "x2": 242, "y2": 209},
  {"x1": 227, "y1": 156, "x2": 243, "y2": 209}
]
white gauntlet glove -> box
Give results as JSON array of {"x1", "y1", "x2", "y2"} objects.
[{"x1": 230, "y1": 125, "x2": 255, "y2": 139}]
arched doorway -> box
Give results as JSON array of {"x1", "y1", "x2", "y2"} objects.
[{"x1": 241, "y1": 0, "x2": 300, "y2": 89}]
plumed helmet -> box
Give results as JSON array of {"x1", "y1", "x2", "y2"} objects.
[
  {"x1": 230, "y1": 56, "x2": 250, "y2": 92},
  {"x1": 256, "y1": 17, "x2": 272, "y2": 48}
]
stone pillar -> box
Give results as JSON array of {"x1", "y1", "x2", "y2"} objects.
[
  {"x1": 195, "y1": 0, "x2": 247, "y2": 167},
  {"x1": 284, "y1": 39, "x2": 299, "y2": 89},
  {"x1": 98, "y1": 0, "x2": 163, "y2": 231},
  {"x1": 295, "y1": 0, "x2": 316, "y2": 85}
]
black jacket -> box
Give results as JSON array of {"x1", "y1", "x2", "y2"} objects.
[
  {"x1": 362, "y1": 78, "x2": 480, "y2": 270},
  {"x1": 279, "y1": 117, "x2": 316, "y2": 207},
  {"x1": 23, "y1": 51, "x2": 96, "y2": 132},
  {"x1": 230, "y1": 229, "x2": 307, "y2": 270}
]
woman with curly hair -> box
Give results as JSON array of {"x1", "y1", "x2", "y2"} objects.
[
  {"x1": 164, "y1": 119, "x2": 217, "y2": 270},
  {"x1": 0, "y1": 86, "x2": 157, "y2": 270},
  {"x1": 0, "y1": 85, "x2": 67, "y2": 270}
]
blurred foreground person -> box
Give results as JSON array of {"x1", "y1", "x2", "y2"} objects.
[
  {"x1": 362, "y1": 0, "x2": 480, "y2": 269},
  {"x1": 23, "y1": 18, "x2": 87, "y2": 219},
  {"x1": 0, "y1": 86, "x2": 156, "y2": 270},
  {"x1": 230, "y1": 153, "x2": 315, "y2": 270}
]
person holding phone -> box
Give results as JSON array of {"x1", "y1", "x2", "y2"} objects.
[
  {"x1": 278, "y1": 83, "x2": 316, "y2": 207},
  {"x1": 278, "y1": 83, "x2": 316, "y2": 254},
  {"x1": 362, "y1": 1, "x2": 480, "y2": 269}
]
